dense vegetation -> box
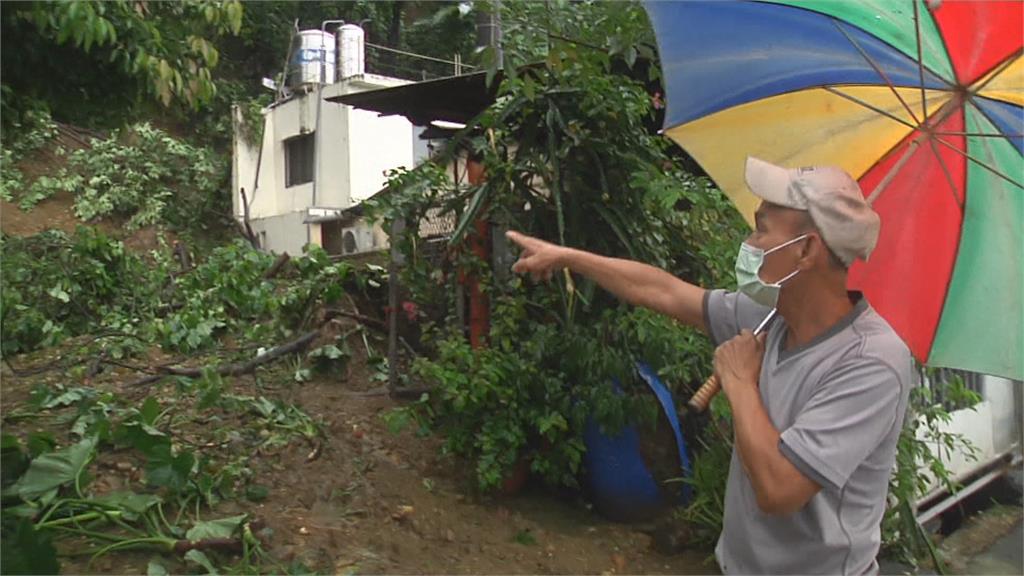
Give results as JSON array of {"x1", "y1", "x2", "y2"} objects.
[{"x1": 1, "y1": 1, "x2": 981, "y2": 573}]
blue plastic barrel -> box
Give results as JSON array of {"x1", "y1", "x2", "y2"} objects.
[{"x1": 583, "y1": 362, "x2": 692, "y2": 522}]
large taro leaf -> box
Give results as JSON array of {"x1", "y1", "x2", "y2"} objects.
[
  {"x1": 11, "y1": 436, "x2": 96, "y2": 501},
  {"x1": 0, "y1": 517, "x2": 61, "y2": 575}
]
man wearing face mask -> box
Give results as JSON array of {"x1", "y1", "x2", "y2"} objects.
[{"x1": 506, "y1": 156, "x2": 912, "y2": 575}]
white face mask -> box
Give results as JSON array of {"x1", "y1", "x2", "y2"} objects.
[{"x1": 734, "y1": 234, "x2": 807, "y2": 308}]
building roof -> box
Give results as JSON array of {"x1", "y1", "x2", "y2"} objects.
[
  {"x1": 326, "y1": 70, "x2": 502, "y2": 126},
  {"x1": 326, "y1": 57, "x2": 663, "y2": 132}
]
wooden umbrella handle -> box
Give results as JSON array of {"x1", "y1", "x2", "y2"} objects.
[
  {"x1": 688, "y1": 309, "x2": 778, "y2": 413},
  {"x1": 687, "y1": 373, "x2": 720, "y2": 413}
]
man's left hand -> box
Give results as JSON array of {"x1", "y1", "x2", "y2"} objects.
[{"x1": 714, "y1": 330, "x2": 767, "y2": 400}]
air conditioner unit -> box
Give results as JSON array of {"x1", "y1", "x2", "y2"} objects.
[{"x1": 341, "y1": 226, "x2": 375, "y2": 255}]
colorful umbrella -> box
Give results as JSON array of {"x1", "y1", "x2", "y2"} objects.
[{"x1": 644, "y1": 0, "x2": 1023, "y2": 380}]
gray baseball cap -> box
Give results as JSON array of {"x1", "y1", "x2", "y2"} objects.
[{"x1": 745, "y1": 156, "x2": 881, "y2": 267}]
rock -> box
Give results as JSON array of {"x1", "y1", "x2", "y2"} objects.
[
  {"x1": 115, "y1": 461, "x2": 133, "y2": 472},
  {"x1": 651, "y1": 522, "x2": 694, "y2": 555},
  {"x1": 391, "y1": 505, "x2": 415, "y2": 521},
  {"x1": 272, "y1": 545, "x2": 297, "y2": 561},
  {"x1": 445, "y1": 528, "x2": 455, "y2": 542},
  {"x1": 610, "y1": 553, "x2": 627, "y2": 573}
]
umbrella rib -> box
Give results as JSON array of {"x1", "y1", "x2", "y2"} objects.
[
  {"x1": 961, "y1": 91, "x2": 1024, "y2": 148},
  {"x1": 822, "y1": 86, "x2": 918, "y2": 130},
  {"x1": 926, "y1": 137, "x2": 964, "y2": 208},
  {"x1": 830, "y1": 18, "x2": 922, "y2": 127},
  {"x1": 913, "y1": 0, "x2": 929, "y2": 120},
  {"x1": 932, "y1": 135, "x2": 1024, "y2": 190},
  {"x1": 867, "y1": 140, "x2": 919, "y2": 205}
]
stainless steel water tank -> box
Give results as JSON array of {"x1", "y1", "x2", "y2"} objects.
[
  {"x1": 288, "y1": 30, "x2": 336, "y2": 88},
  {"x1": 337, "y1": 24, "x2": 365, "y2": 79}
]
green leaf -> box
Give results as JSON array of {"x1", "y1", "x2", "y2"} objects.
[
  {"x1": 92, "y1": 491, "x2": 161, "y2": 514},
  {"x1": 186, "y1": 514, "x2": 246, "y2": 541},
  {"x1": 184, "y1": 549, "x2": 218, "y2": 575},
  {"x1": 13, "y1": 437, "x2": 96, "y2": 500},
  {"x1": 115, "y1": 422, "x2": 167, "y2": 455},
  {"x1": 513, "y1": 528, "x2": 537, "y2": 546},
  {"x1": 310, "y1": 345, "x2": 345, "y2": 361},
  {"x1": 244, "y1": 484, "x2": 269, "y2": 502},
  {"x1": 450, "y1": 183, "x2": 490, "y2": 244},
  {"x1": 1, "y1": 517, "x2": 61, "y2": 575},
  {"x1": 144, "y1": 444, "x2": 195, "y2": 492},
  {"x1": 1, "y1": 434, "x2": 29, "y2": 489},
  {"x1": 41, "y1": 387, "x2": 95, "y2": 409},
  {"x1": 140, "y1": 396, "x2": 160, "y2": 425},
  {"x1": 26, "y1": 431, "x2": 57, "y2": 457},
  {"x1": 47, "y1": 286, "x2": 70, "y2": 303},
  {"x1": 147, "y1": 559, "x2": 169, "y2": 576}
]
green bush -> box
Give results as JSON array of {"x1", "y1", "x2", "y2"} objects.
[
  {"x1": 20, "y1": 123, "x2": 227, "y2": 232},
  {"x1": 0, "y1": 227, "x2": 162, "y2": 354},
  {"x1": 1, "y1": 229, "x2": 357, "y2": 358},
  {"x1": 374, "y1": 0, "x2": 747, "y2": 492},
  {"x1": 0, "y1": 101, "x2": 58, "y2": 202}
]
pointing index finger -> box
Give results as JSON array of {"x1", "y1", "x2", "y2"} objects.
[{"x1": 505, "y1": 230, "x2": 536, "y2": 250}]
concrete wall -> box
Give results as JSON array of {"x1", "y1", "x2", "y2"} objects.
[{"x1": 248, "y1": 211, "x2": 310, "y2": 256}]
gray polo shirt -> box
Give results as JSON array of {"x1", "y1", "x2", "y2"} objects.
[{"x1": 704, "y1": 289, "x2": 912, "y2": 575}]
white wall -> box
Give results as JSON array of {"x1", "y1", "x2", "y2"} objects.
[
  {"x1": 248, "y1": 212, "x2": 309, "y2": 256},
  {"x1": 231, "y1": 106, "x2": 266, "y2": 219},
  {"x1": 916, "y1": 374, "x2": 1022, "y2": 495},
  {"x1": 347, "y1": 107, "x2": 413, "y2": 203},
  {"x1": 982, "y1": 375, "x2": 1023, "y2": 456}
]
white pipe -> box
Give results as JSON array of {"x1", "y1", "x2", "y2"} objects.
[
  {"x1": 311, "y1": 19, "x2": 345, "y2": 247},
  {"x1": 915, "y1": 451, "x2": 1021, "y2": 525}
]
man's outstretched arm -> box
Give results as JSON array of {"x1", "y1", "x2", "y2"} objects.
[{"x1": 506, "y1": 231, "x2": 708, "y2": 332}]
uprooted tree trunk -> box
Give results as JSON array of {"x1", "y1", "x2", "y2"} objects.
[{"x1": 130, "y1": 329, "x2": 319, "y2": 386}]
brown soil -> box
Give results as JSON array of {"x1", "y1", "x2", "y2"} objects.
[
  {"x1": 1, "y1": 330, "x2": 717, "y2": 575},
  {"x1": 2, "y1": 125, "x2": 177, "y2": 251},
  {"x1": 937, "y1": 504, "x2": 1023, "y2": 574}
]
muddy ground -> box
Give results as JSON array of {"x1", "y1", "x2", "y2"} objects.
[{"x1": 1, "y1": 331, "x2": 715, "y2": 575}]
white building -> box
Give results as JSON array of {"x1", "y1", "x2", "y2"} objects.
[
  {"x1": 231, "y1": 26, "x2": 428, "y2": 256},
  {"x1": 914, "y1": 371, "x2": 1022, "y2": 524}
]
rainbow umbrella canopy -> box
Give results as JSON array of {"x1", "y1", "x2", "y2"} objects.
[{"x1": 644, "y1": 0, "x2": 1023, "y2": 380}]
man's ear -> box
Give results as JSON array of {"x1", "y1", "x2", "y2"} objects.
[{"x1": 798, "y1": 233, "x2": 822, "y2": 270}]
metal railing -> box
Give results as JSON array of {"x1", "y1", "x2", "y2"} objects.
[{"x1": 365, "y1": 42, "x2": 475, "y2": 81}]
